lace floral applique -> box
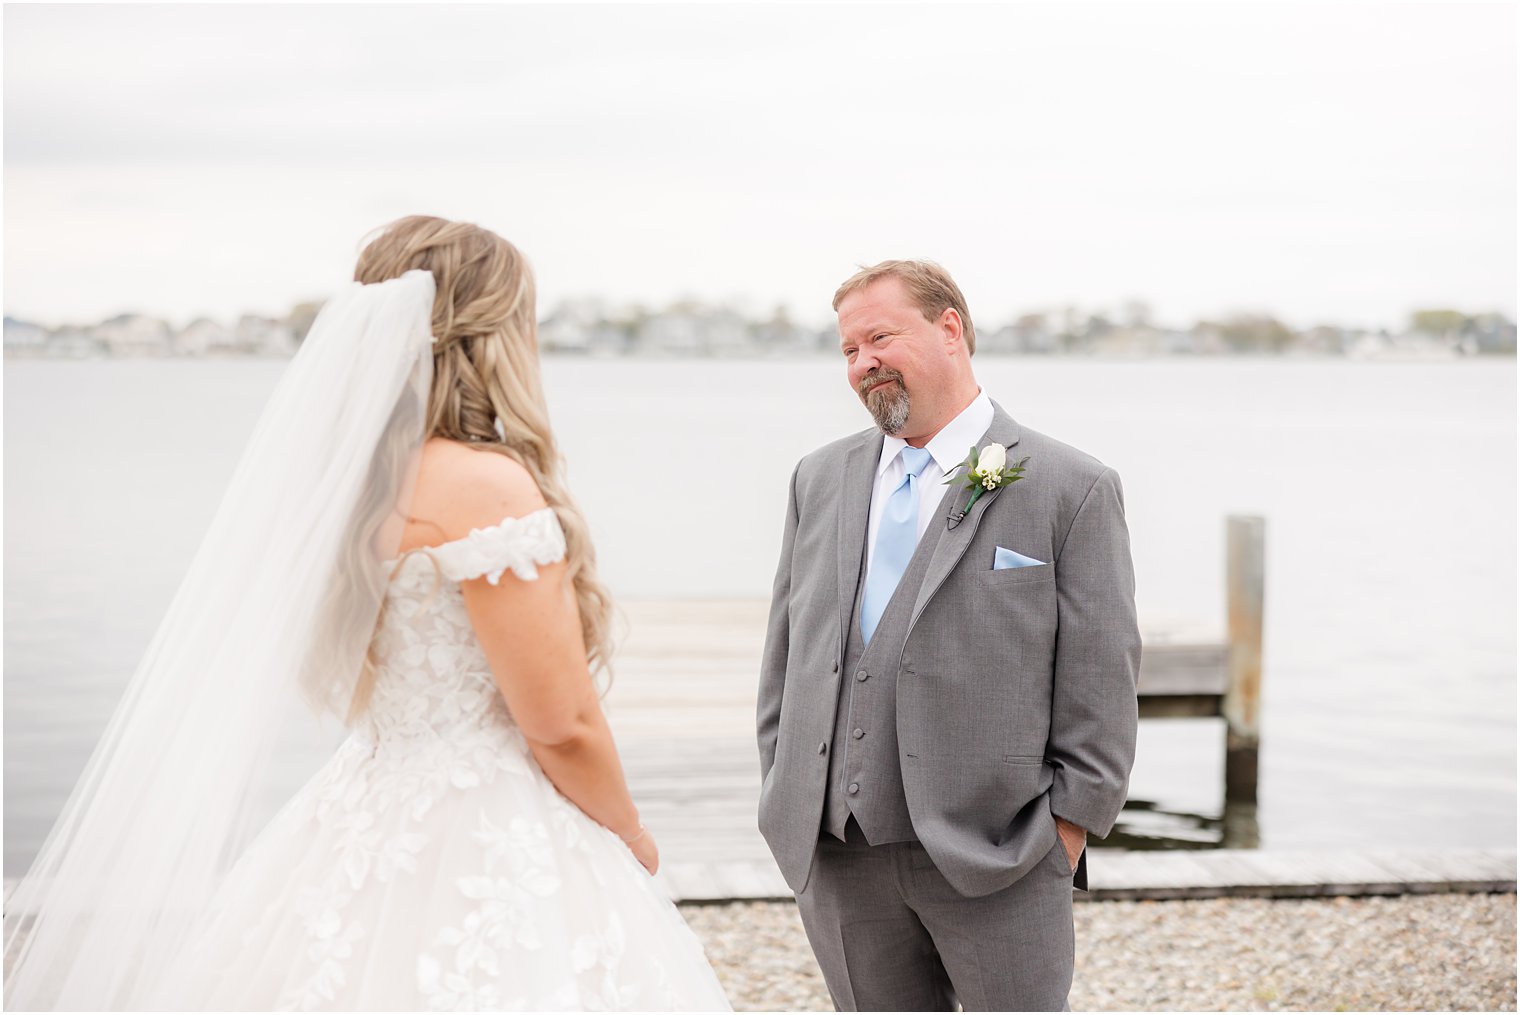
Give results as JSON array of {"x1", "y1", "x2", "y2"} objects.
[
  {"x1": 418, "y1": 809, "x2": 565, "y2": 1008},
  {"x1": 574, "y1": 913, "x2": 638, "y2": 1010},
  {"x1": 280, "y1": 882, "x2": 366, "y2": 1010},
  {"x1": 427, "y1": 507, "x2": 567, "y2": 585}
]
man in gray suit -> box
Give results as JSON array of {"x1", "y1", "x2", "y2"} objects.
[{"x1": 756, "y1": 260, "x2": 1139, "y2": 1011}]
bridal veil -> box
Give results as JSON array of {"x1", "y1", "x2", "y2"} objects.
[{"x1": 4, "y1": 270, "x2": 438, "y2": 1009}]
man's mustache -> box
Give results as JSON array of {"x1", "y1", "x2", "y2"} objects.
[{"x1": 856, "y1": 369, "x2": 906, "y2": 400}]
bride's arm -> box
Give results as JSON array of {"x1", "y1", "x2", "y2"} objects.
[
  {"x1": 465, "y1": 559, "x2": 648, "y2": 848},
  {"x1": 438, "y1": 449, "x2": 656, "y2": 872}
]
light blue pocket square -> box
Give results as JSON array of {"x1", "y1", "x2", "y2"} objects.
[{"x1": 994, "y1": 546, "x2": 1047, "y2": 569}]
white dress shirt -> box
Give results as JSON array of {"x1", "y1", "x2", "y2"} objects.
[{"x1": 865, "y1": 389, "x2": 995, "y2": 575}]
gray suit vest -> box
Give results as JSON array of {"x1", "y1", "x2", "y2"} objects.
[{"x1": 822, "y1": 519, "x2": 943, "y2": 843}]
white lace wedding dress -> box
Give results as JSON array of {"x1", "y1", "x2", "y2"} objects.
[{"x1": 150, "y1": 508, "x2": 731, "y2": 1011}]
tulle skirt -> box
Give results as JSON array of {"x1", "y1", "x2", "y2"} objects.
[{"x1": 145, "y1": 733, "x2": 731, "y2": 1011}]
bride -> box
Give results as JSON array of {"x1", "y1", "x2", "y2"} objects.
[{"x1": 4, "y1": 216, "x2": 732, "y2": 1010}]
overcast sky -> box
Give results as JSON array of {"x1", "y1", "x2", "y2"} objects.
[{"x1": 4, "y1": 3, "x2": 1515, "y2": 331}]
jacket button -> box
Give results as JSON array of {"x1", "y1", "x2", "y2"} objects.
[
  {"x1": 856, "y1": 670, "x2": 868, "y2": 682},
  {"x1": 831, "y1": 661, "x2": 839, "y2": 673},
  {"x1": 852, "y1": 728, "x2": 864, "y2": 739},
  {"x1": 848, "y1": 782, "x2": 860, "y2": 794},
  {"x1": 818, "y1": 742, "x2": 827, "y2": 755}
]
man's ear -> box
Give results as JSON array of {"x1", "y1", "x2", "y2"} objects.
[{"x1": 940, "y1": 307, "x2": 965, "y2": 353}]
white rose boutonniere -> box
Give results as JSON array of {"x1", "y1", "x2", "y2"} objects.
[
  {"x1": 976, "y1": 442, "x2": 1007, "y2": 480},
  {"x1": 943, "y1": 442, "x2": 1028, "y2": 529}
]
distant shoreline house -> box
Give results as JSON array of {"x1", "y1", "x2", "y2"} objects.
[
  {"x1": 538, "y1": 299, "x2": 831, "y2": 358},
  {"x1": 3, "y1": 317, "x2": 49, "y2": 356},
  {"x1": 175, "y1": 317, "x2": 234, "y2": 357},
  {"x1": 94, "y1": 313, "x2": 173, "y2": 358}
]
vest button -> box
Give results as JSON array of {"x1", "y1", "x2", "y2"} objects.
[
  {"x1": 832, "y1": 661, "x2": 839, "y2": 673},
  {"x1": 852, "y1": 728, "x2": 864, "y2": 739},
  {"x1": 856, "y1": 670, "x2": 868, "y2": 682},
  {"x1": 818, "y1": 742, "x2": 827, "y2": 755},
  {"x1": 848, "y1": 782, "x2": 860, "y2": 795}
]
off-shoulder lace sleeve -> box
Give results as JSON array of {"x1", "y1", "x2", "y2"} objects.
[{"x1": 428, "y1": 507, "x2": 566, "y2": 585}]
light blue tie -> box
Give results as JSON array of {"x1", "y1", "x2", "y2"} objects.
[{"x1": 860, "y1": 446, "x2": 934, "y2": 644}]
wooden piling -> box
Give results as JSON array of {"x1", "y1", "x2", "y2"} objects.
[{"x1": 1223, "y1": 515, "x2": 1266, "y2": 803}]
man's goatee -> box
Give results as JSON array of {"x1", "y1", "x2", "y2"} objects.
[{"x1": 859, "y1": 373, "x2": 910, "y2": 435}]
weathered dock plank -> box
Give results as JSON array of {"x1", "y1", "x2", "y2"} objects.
[
  {"x1": 1090, "y1": 848, "x2": 1516, "y2": 902},
  {"x1": 657, "y1": 848, "x2": 1518, "y2": 904}
]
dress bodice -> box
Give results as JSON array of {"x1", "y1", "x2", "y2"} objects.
[{"x1": 359, "y1": 508, "x2": 567, "y2": 755}]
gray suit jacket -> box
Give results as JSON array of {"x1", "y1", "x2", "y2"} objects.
[{"x1": 756, "y1": 401, "x2": 1140, "y2": 897}]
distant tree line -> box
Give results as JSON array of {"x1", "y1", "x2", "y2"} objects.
[{"x1": 5, "y1": 299, "x2": 1514, "y2": 360}]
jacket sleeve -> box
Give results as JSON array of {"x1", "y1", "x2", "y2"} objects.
[
  {"x1": 757, "y1": 462, "x2": 802, "y2": 781},
  {"x1": 1046, "y1": 466, "x2": 1140, "y2": 837}
]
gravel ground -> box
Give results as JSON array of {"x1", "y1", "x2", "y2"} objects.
[{"x1": 680, "y1": 893, "x2": 1517, "y2": 1012}]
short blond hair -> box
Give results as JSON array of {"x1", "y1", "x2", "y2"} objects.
[{"x1": 832, "y1": 259, "x2": 976, "y2": 354}]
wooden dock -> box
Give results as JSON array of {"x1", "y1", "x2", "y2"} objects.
[{"x1": 608, "y1": 599, "x2": 1516, "y2": 903}]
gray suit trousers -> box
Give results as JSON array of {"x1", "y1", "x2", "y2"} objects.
[{"x1": 795, "y1": 820, "x2": 1076, "y2": 1012}]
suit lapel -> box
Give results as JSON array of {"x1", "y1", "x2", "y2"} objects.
[
  {"x1": 907, "y1": 404, "x2": 1022, "y2": 635},
  {"x1": 837, "y1": 429, "x2": 884, "y2": 658}
]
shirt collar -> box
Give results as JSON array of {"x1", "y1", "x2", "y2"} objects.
[{"x1": 875, "y1": 389, "x2": 994, "y2": 477}]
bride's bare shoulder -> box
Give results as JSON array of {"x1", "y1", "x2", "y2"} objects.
[{"x1": 412, "y1": 438, "x2": 548, "y2": 541}]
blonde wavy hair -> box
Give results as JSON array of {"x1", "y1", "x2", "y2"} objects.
[{"x1": 328, "y1": 215, "x2": 614, "y2": 721}]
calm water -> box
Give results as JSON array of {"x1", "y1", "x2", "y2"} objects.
[{"x1": 4, "y1": 358, "x2": 1515, "y2": 873}]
